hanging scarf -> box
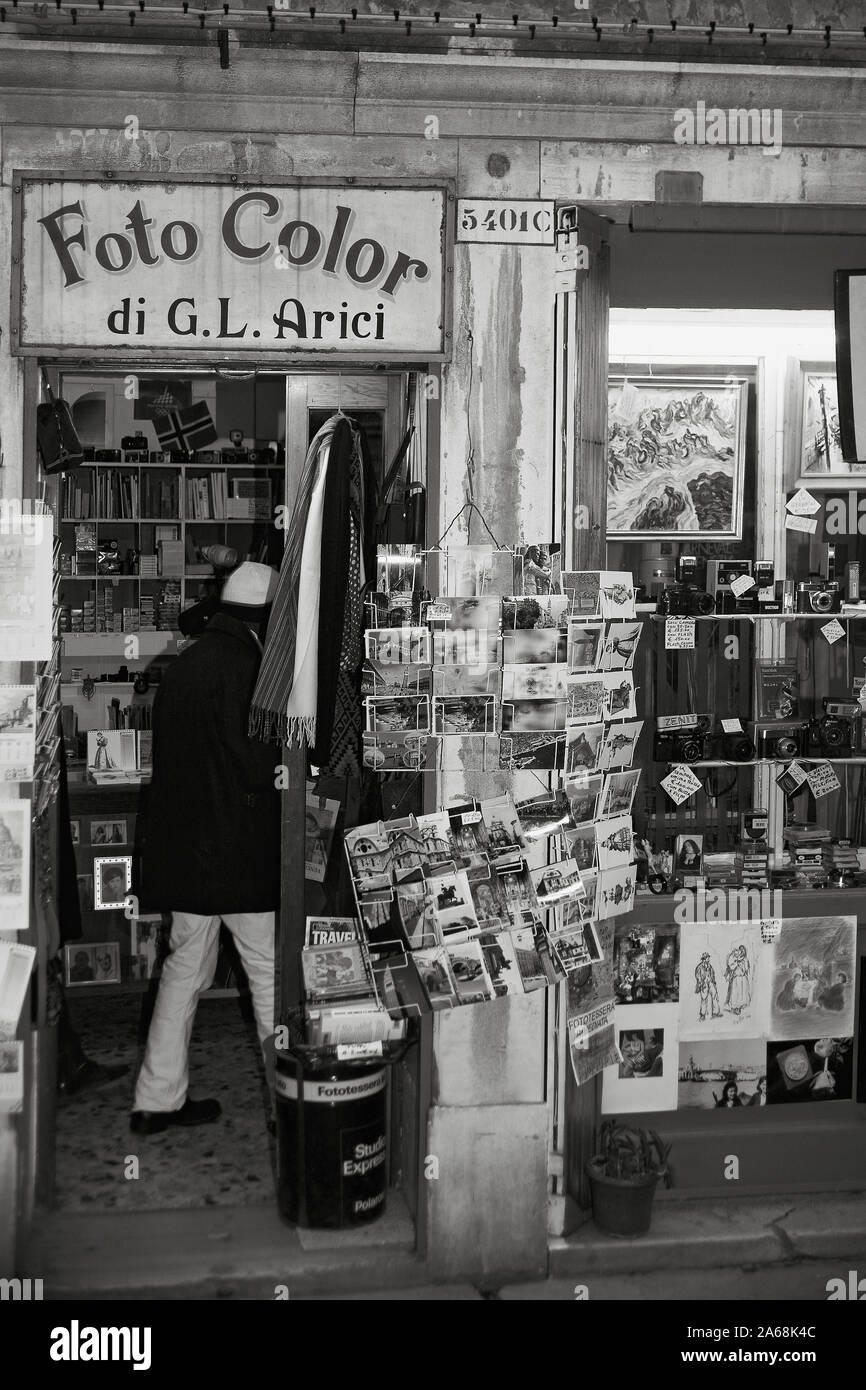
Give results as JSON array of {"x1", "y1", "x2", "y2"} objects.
[{"x1": 249, "y1": 415, "x2": 361, "y2": 749}]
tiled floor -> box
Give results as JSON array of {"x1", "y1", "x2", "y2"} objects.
[{"x1": 56, "y1": 990, "x2": 276, "y2": 1212}]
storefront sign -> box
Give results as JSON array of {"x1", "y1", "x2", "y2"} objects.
[
  {"x1": 14, "y1": 178, "x2": 449, "y2": 358},
  {"x1": 456, "y1": 199, "x2": 554, "y2": 245}
]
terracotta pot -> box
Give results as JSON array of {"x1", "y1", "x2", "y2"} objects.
[{"x1": 585, "y1": 1158, "x2": 661, "y2": 1237}]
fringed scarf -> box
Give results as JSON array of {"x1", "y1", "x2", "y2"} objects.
[{"x1": 249, "y1": 414, "x2": 363, "y2": 753}]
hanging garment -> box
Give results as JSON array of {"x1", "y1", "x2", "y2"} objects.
[{"x1": 249, "y1": 415, "x2": 363, "y2": 752}]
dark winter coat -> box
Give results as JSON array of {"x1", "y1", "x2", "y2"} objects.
[{"x1": 140, "y1": 613, "x2": 282, "y2": 914}]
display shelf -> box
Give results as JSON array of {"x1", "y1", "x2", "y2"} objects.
[
  {"x1": 62, "y1": 633, "x2": 179, "y2": 658},
  {"x1": 659, "y1": 757, "x2": 866, "y2": 769},
  {"x1": 651, "y1": 610, "x2": 866, "y2": 622}
]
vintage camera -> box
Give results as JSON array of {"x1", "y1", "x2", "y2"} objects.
[
  {"x1": 810, "y1": 696, "x2": 862, "y2": 757},
  {"x1": 653, "y1": 715, "x2": 711, "y2": 764},
  {"x1": 752, "y1": 719, "x2": 810, "y2": 760},
  {"x1": 195, "y1": 449, "x2": 220, "y2": 465},
  {"x1": 220, "y1": 448, "x2": 249, "y2": 466},
  {"x1": 706, "y1": 559, "x2": 757, "y2": 614},
  {"x1": 93, "y1": 448, "x2": 121, "y2": 463},
  {"x1": 753, "y1": 560, "x2": 782, "y2": 612},
  {"x1": 796, "y1": 579, "x2": 842, "y2": 614},
  {"x1": 247, "y1": 446, "x2": 276, "y2": 465},
  {"x1": 657, "y1": 583, "x2": 715, "y2": 617},
  {"x1": 706, "y1": 729, "x2": 756, "y2": 762}
]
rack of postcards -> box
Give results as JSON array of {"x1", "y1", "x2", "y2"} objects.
[{"x1": 315, "y1": 544, "x2": 647, "y2": 1083}]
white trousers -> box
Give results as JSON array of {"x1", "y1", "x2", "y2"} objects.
[{"x1": 133, "y1": 910, "x2": 276, "y2": 1114}]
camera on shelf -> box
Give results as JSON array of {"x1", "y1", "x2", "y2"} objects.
[
  {"x1": 705, "y1": 559, "x2": 758, "y2": 614},
  {"x1": 657, "y1": 584, "x2": 715, "y2": 617},
  {"x1": 795, "y1": 579, "x2": 842, "y2": 614},
  {"x1": 810, "y1": 696, "x2": 862, "y2": 757},
  {"x1": 751, "y1": 719, "x2": 810, "y2": 760},
  {"x1": 706, "y1": 729, "x2": 756, "y2": 762},
  {"x1": 220, "y1": 448, "x2": 248, "y2": 466},
  {"x1": 653, "y1": 715, "x2": 712, "y2": 764}
]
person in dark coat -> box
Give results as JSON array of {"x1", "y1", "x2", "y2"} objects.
[{"x1": 131, "y1": 561, "x2": 281, "y2": 1136}]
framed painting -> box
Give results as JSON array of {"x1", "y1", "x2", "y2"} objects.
[{"x1": 607, "y1": 375, "x2": 748, "y2": 541}]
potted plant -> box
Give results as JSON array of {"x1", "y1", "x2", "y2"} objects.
[{"x1": 585, "y1": 1119, "x2": 672, "y2": 1237}]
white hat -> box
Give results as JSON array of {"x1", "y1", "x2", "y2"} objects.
[{"x1": 219, "y1": 561, "x2": 279, "y2": 614}]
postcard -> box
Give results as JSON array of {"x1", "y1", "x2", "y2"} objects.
[
  {"x1": 412, "y1": 946, "x2": 457, "y2": 1009},
  {"x1": 362, "y1": 663, "x2": 430, "y2": 699},
  {"x1": 567, "y1": 622, "x2": 605, "y2": 672},
  {"x1": 467, "y1": 873, "x2": 508, "y2": 931},
  {"x1": 564, "y1": 774, "x2": 603, "y2": 825},
  {"x1": 432, "y1": 664, "x2": 500, "y2": 697},
  {"x1": 0, "y1": 1039, "x2": 24, "y2": 1111},
  {"x1": 595, "y1": 814, "x2": 634, "y2": 872},
  {"x1": 375, "y1": 545, "x2": 425, "y2": 597},
  {"x1": 565, "y1": 722, "x2": 605, "y2": 775},
  {"x1": 392, "y1": 883, "x2": 435, "y2": 949},
  {"x1": 678, "y1": 1038, "x2": 768, "y2": 1110},
  {"x1": 501, "y1": 663, "x2": 566, "y2": 701},
  {"x1": 679, "y1": 920, "x2": 769, "y2": 1040},
  {"x1": 478, "y1": 795, "x2": 525, "y2": 866},
  {"x1": 768, "y1": 916, "x2": 856, "y2": 1041},
  {"x1": 413, "y1": 811, "x2": 460, "y2": 872},
  {"x1": 358, "y1": 896, "x2": 397, "y2": 943},
  {"x1": 362, "y1": 732, "x2": 430, "y2": 772},
  {"x1": 444, "y1": 939, "x2": 496, "y2": 1004},
  {"x1": 530, "y1": 859, "x2": 586, "y2": 908},
  {"x1": 445, "y1": 546, "x2": 514, "y2": 597},
  {"x1": 512, "y1": 543, "x2": 562, "y2": 596},
  {"x1": 566, "y1": 675, "x2": 606, "y2": 724},
  {"x1": 599, "y1": 621, "x2": 643, "y2": 671},
  {"x1": 345, "y1": 829, "x2": 392, "y2": 890},
  {"x1": 0, "y1": 940, "x2": 36, "y2": 1028},
  {"x1": 498, "y1": 863, "x2": 540, "y2": 921},
  {"x1": 599, "y1": 571, "x2": 637, "y2": 620},
  {"x1": 426, "y1": 594, "x2": 502, "y2": 631},
  {"x1": 0, "y1": 686, "x2": 36, "y2": 782},
  {"x1": 509, "y1": 926, "x2": 549, "y2": 991},
  {"x1": 0, "y1": 801, "x2": 31, "y2": 932},
  {"x1": 600, "y1": 769, "x2": 642, "y2": 819},
  {"x1": 501, "y1": 698, "x2": 567, "y2": 733},
  {"x1": 433, "y1": 695, "x2": 498, "y2": 735},
  {"x1": 501, "y1": 627, "x2": 567, "y2": 666},
  {"x1": 480, "y1": 929, "x2": 525, "y2": 996},
  {"x1": 564, "y1": 822, "x2": 597, "y2": 873},
  {"x1": 550, "y1": 918, "x2": 603, "y2": 974},
  {"x1": 499, "y1": 731, "x2": 566, "y2": 771},
  {"x1": 364, "y1": 627, "x2": 431, "y2": 665},
  {"x1": 305, "y1": 795, "x2": 340, "y2": 884},
  {"x1": 446, "y1": 803, "x2": 490, "y2": 864},
  {"x1": 601, "y1": 1002, "x2": 680, "y2": 1114},
  {"x1": 561, "y1": 570, "x2": 601, "y2": 617},
  {"x1": 566, "y1": 919, "x2": 615, "y2": 1019},
  {"x1": 598, "y1": 720, "x2": 644, "y2": 771},
  {"x1": 613, "y1": 922, "x2": 680, "y2": 1006},
  {"x1": 431, "y1": 629, "x2": 500, "y2": 666},
  {"x1": 603, "y1": 672, "x2": 638, "y2": 721},
  {"x1": 513, "y1": 790, "x2": 574, "y2": 841},
  {"x1": 596, "y1": 866, "x2": 637, "y2": 920},
  {"x1": 364, "y1": 695, "x2": 430, "y2": 734},
  {"x1": 765, "y1": 1036, "x2": 854, "y2": 1105},
  {"x1": 86, "y1": 730, "x2": 138, "y2": 775},
  {"x1": 501, "y1": 593, "x2": 569, "y2": 631},
  {"x1": 0, "y1": 522, "x2": 53, "y2": 662},
  {"x1": 573, "y1": 867, "x2": 599, "y2": 922},
  {"x1": 428, "y1": 870, "x2": 480, "y2": 939}
]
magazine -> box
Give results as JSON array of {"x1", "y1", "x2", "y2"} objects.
[
  {"x1": 304, "y1": 916, "x2": 360, "y2": 947},
  {"x1": 300, "y1": 942, "x2": 372, "y2": 1000}
]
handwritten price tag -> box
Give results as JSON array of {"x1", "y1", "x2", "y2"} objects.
[
  {"x1": 760, "y1": 918, "x2": 782, "y2": 943},
  {"x1": 337, "y1": 1042, "x2": 384, "y2": 1060},
  {"x1": 721, "y1": 718, "x2": 743, "y2": 734},
  {"x1": 660, "y1": 765, "x2": 702, "y2": 805},
  {"x1": 730, "y1": 573, "x2": 756, "y2": 597},
  {"x1": 806, "y1": 763, "x2": 841, "y2": 799},
  {"x1": 776, "y1": 760, "x2": 808, "y2": 793},
  {"x1": 665, "y1": 618, "x2": 696, "y2": 650},
  {"x1": 785, "y1": 514, "x2": 818, "y2": 534},
  {"x1": 820, "y1": 619, "x2": 845, "y2": 645},
  {"x1": 786, "y1": 487, "x2": 821, "y2": 517}
]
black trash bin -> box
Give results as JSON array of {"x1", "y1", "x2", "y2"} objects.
[{"x1": 276, "y1": 1049, "x2": 389, "y2": 1228}]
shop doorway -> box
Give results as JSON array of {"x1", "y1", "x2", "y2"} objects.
[{"x1": 38, "y1": 363, "x2": 427, "y2": 1240}]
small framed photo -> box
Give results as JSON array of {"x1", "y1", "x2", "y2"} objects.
[
  {"x1": 674, "y1": 834, "x2": 704, "y2": 876},
  {"x1": 64, "y1": 944, "x2": 95, "y2": 985},
  {"x1": 129, "y1": 918, "x2": 168, "y2": 981},
  {"x1": 65, "y1": 942, "x2": 120, "y2": 985},
  {"x1": 69, "y1": 819, "x2": 81, "y2": 846},
  {"x1": 93, "y1": 855, "x2": 132, "y2": 911},
  {"x1": 90, "y1": 818, "x2": 128, "y2": 847}
]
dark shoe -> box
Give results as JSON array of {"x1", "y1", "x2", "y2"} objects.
[
  {"x1": 130, "y1": 1097, "x2": 222, "y2": 1135},
  {"x1": 60, "y1": 1058, "x2": 129, "y2": 1096}
]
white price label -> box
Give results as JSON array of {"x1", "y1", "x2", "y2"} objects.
[
  {"x1": 660, "y1": 765, "x2": 702, "y2": 805},
  {"x1": 785, "y1": 513, "x2": 819, "y2": 534},
  {"x1": 721, "y1": 718, "x2": 743, "y2": 734},
  {"x1": 665, "y1": 618, "x2": 696, "y2": 650},
  {"x1": 336, "y1": 1042, "x2": 384, "y2": 1060},
  {"x1": 776, "y1": 760, "x2": 808, "y2": 791},
  {"x1": 820, "y1": 619, "x2": 845, "y2": 645},
  {"x1": 760, "y1": 918, "x2": 782, "y2": 942},
  {"x1": 730, "y1": 573, "x2": 756, "y2": 597},
  {"x1": 424, "y1": 603, "x2": 453, "y2": 622},
  {"x1": 786, "y1": 487, "x2": 821, "y2": 516},
  {"x1": 806, "y1": 763, "x2": 841, "y2": 799},
  {"x1": 460, "y1": 811, "x2": 483, "y2": 825}
]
